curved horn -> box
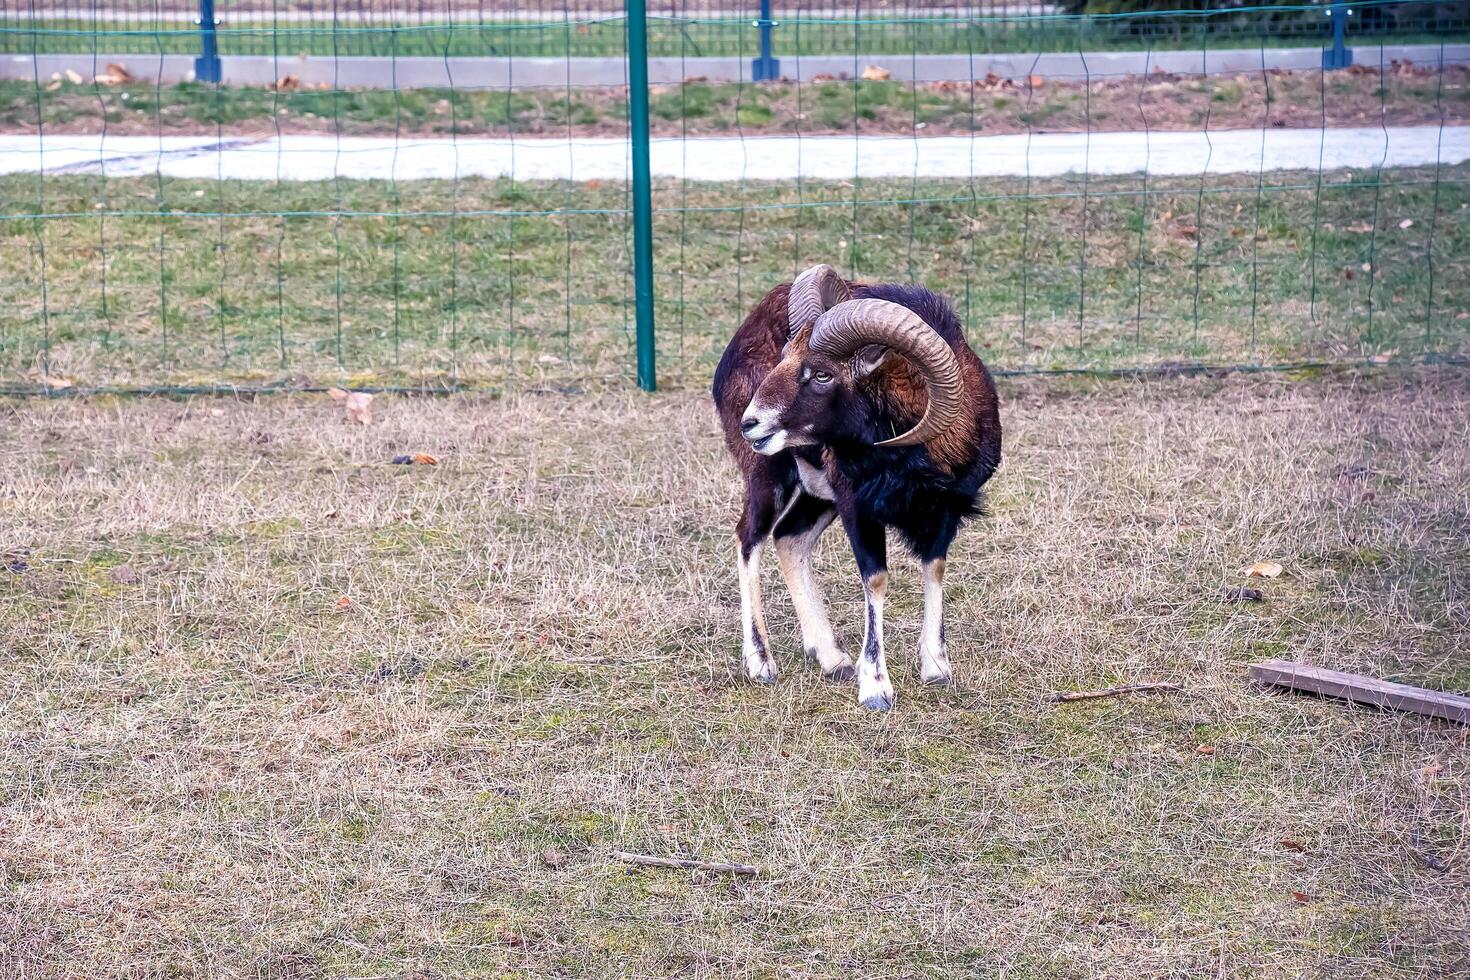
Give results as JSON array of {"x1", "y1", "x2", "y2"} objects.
[
  {"x1": 809, "y1": 298, "x2": 964, "y2": 448},
  {"x1": 787, "y1": 264, "x2": 851, "y2": 338}
]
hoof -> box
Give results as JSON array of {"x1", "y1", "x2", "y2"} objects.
[
  {"x1": 823, "y1": 664, "x2": 857, "y2": 684},
  {"x1": 745, "y1": 654, "x2": 778, "y2": 686},
  {"x1": 807, "y1": 646, "x2": 854, "y2": 684},
  {"x1": 921, "y1": 670, "x2": 954, "y2": 688},
  {"x1": 858, "y1": 691, "x2": 895, "y2": 712},
  {"x1": 747, "y1": 665, "x2": 778, "y2": 686}
]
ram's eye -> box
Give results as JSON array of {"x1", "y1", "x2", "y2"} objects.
[{"x1": 812, "y1": 371, "x2": 834, "y2": 384}]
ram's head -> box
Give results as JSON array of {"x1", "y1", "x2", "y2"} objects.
[{"x1": 740, "y1": 264, "x2": 965, "y2": 455}]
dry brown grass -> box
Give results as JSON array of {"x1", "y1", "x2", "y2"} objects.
[{"x1": 1, "y1": 369, "x2": 1468, "y2": 978}]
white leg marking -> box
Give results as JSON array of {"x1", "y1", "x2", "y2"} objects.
[
  {"x1": 775, "y1": 513, "x2": 852, "y2": 681},
  {"x1": 737, "y1": 539, "x2": 777, "y2": 684},
  {"x1": 856, "y1": 572, "x2": 894, "y2": 711},
  {"x1": 918, "y1": 558, "x2": 953, "y2": 687}
]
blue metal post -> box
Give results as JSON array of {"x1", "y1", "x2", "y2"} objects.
[
  {"x1": 752, "y1": 0, "x2": 780, "y2": 82},
  {"x1": 1323, "y1": 2, "x2": 1352, "y2": 70},
  {"x1": 195, "y1": 0, "x2": 222, "y2": 83}
]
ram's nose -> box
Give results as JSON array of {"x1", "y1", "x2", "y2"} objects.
[{"x1": 740, "y1": 417, "x2": 761, "y2": 435}]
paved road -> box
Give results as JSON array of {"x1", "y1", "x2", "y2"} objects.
[{"x1": 1, "y1": 126, "x2": 1462, "y2": 182}]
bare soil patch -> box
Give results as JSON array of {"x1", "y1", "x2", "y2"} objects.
[{"x1": 7, "y1": 62, "x2": 1466, "y2": 138}]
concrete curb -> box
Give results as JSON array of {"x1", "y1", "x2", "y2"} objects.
[{"x1": 5, "y1": 44, "x2": 1467, "y2": 89}]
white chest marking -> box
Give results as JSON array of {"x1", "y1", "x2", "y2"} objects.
[{"x1": 796, "y1": 458, "x2": 835, "y2": 501}]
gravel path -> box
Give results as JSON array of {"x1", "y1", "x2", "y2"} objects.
[{"x1": 2, "y1": 125, "x2": 1463, "y2": 182}]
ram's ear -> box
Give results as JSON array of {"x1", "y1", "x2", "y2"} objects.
[{"x1": 851, "y1": 344, "x2": 891, "y2": 380}]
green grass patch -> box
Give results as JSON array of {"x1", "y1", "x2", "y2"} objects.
[
  {"x1": 2, "y1": 164, "x2": 1467, "y2": 391},
  {"x1": 7, "y1": 16, "x2": 1462, "y2": 60}
]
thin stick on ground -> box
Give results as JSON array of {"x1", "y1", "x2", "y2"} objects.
[
  {"x1": 1046, "y1": 682, "x2": 1183, "y2": 704},
  {"x1": 610, "y1": 850, "x2": 759, "y2": 876}
]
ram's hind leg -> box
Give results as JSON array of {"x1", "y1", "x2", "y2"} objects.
[
  {"x1": 918, "y1": 558, "x2": 952, "y2": 687},
  {"x1": 915, "y1": 513, "x2": 961, "y2": 688},
  {"x1": 736, "y1": 477, "x2": 779, "y2": 685},
  {"x1": 774, "y1": 491, "x2": 853, "y2": 682}
]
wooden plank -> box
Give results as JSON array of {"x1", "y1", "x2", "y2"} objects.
[{"x1": 1249, "y1": 660, "x2": 1470, "y2": 724}]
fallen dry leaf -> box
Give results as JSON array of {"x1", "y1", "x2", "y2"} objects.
[
  {"x1": 273, "y1": 74, "x2": 301, "y2": 92},
  {"x1": 1279, "y1": 838, "x2": 1307, "y2": 852},
  {"x1": 64, "y1": 68, "x2": 83, "y2": 85},
  {"x1": 861, "y1": 64, "x2": 892, "y2": 81},
  {"x1": 327, "y1": 387, "x2": 373, "y2": 425},
  {"x1": 1196, "y1": 744, "x2": 1215, "y2": 756},
  {"x1": 1417, "y1": 851, "x2": 1448, "y2": 872},
  {"x1": 335, "y1": 595, "x2": 352, "y2": 610},
  {"x1": 1243, "y1": 561, "x2": 1283, "y2": 578},
  {"x1": 1028, "y1": 74, "x2": 1045, "y2": 88},
  {"x1": 1292, "y1": 891, "x2": 1316, "y2": 903},
  {"x1": 1398, "y1": 218, "x2": 1414, "y2": 229},
  {"x1": 45, "y1": 80, "x2": 61, "y2": 92},
  {"x1": 96, "y1": 62, "x2": 133, "y2": 85},
  {"x1": 343, "y1": 392, "x2": 372, "y2": 424}
]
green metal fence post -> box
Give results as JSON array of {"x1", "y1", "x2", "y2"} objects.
[{"x1": 627, "y1": 0, "x2": 658, "y2": 392}]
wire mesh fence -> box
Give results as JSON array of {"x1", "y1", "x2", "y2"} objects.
[
  {"x1": 6, "y1": 1, "x2": 1470, "y2": 57},
  {"x1": 1, "y1": 1, "x2": 1467, "y2": 393}
]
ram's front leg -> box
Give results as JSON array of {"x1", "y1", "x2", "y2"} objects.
[
  {"x1": 841, "y1": 511, "x2": 893, "y2": 711},
  {"x1": 774, "y1": 491, "x2": 853, "y2": 682}
]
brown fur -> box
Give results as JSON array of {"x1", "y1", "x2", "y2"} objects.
[
  {"x1": 715, "y1": 282, "x2": 793, "y2": 469},
  {"x1": 715, "y1": 277, "x2": 996, "y2": 478},
  {"x1": 863, "y1": 344, "x2": 992, "y2": 474}
]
